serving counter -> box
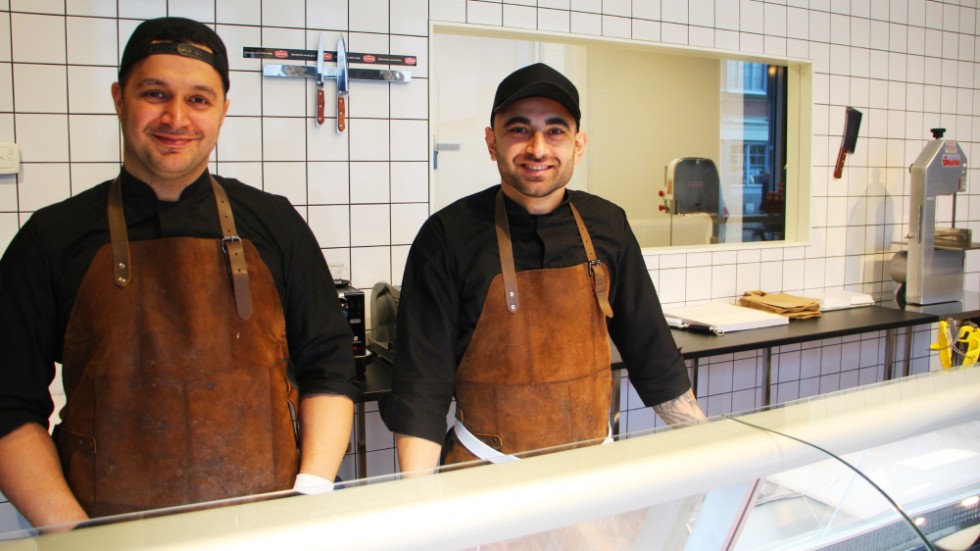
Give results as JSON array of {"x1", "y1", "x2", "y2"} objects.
[{"x1": 2, "y1": 366, "x2": 978, "y2": 550}]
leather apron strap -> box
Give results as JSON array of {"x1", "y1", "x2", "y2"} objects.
[
  {"x1": 108, "y1": 176, "x2": 253, "y2": 320},
  {"x1": 494, "y1": 189, "x2": 613, "y2": 318}
]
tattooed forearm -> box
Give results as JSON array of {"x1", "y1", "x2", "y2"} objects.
[{"x1": 652, "y1": 389, "x2": 707, "y2": 427}]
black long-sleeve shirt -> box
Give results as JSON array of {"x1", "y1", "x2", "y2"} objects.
[
  {"x1": 382, "y1": 185, "x2": 691, "y2": 444},
  {"x1": 0, "y1": 169, "x2": 360, "y2": 438}
]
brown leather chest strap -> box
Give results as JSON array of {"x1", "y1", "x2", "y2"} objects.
[
  {"x1": 108, "y1": 178, "x2": 131, "y2": 287},
  {"x1": 210, "y1": 178, "x2": 253, "y2": 320},
  {"x1": 569, "y1": 203, "x2": 614, "y2": 319},
  {"x1": 495, "y1": 190, "x2": 520, "y2": 314},
  {"x1": 106, "y1": 175, "x2": 253, "y2": 320}
]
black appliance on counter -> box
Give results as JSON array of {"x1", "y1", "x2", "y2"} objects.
[
  {"x1": 336, "y1": 280, "x2": 365, "y2": 357},
  {"x1": 369, "y1": 282, "x2": 399, "y2": 365}
]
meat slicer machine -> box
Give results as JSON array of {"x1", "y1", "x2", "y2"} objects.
[{"x1": 891, "y1": 128, "x2": 974, "y2": 305}]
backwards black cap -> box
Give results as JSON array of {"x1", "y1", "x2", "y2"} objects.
[
  {"x1": 490, "y1": 63, "x2": 580, "y2": 128},
  {"x1": 119, "y1": 17, "x2": 230, "y2": 92}
]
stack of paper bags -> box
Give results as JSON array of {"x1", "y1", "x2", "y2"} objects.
[{"x1": 737, "y1": 290, "x2": 821, "y2": 320}]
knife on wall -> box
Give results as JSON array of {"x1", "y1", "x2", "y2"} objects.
[
  {"x1": 337, "y1": 35, "x2": 349, "y2": 133},
  {"x1": 315, "y1": 33, "x2": 325, "y2": 126}
]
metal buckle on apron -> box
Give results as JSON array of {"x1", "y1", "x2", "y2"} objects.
[
  {"x1": 588, "y1": 259, "x2": 602, "y2": 274},
  {"x1": 221, "y1": 235, "x2": 242, "y2": 253}
]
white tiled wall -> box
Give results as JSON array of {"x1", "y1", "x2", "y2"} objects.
[{"x1": 0, "y1": 0, "x2": 974, "y2": 531}]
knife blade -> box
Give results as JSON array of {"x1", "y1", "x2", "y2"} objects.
[
  {"x1": 263, "y1": 64, "x2": 412, "y2": 82},
  {"x1": 337, "y1": 35, "x2": 349, "y2": 133},
  {"x1": 315, "y1": 33, "x2": 325, "y2": 126}
]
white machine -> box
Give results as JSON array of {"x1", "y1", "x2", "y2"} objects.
[{"x1": 892, "y1": 128, "x2": 972, "y2": 305}]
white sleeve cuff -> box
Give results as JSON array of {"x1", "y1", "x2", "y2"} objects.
[{"x1": 293, "y1": 473, "x2": 335, "y2": 495}]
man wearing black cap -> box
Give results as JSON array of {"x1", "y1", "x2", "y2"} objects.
[
  {"x1": 383, "y1": 63, "x2": 704, "y2": 472},
  {"x1": 0, "y1": 17, "x2": 359, "y2": 526}
]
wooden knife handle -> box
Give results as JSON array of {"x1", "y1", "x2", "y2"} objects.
[
  {"x1": 316, "y1": 89, "x2": 325, "y2": 125},
  {"x1": 338, "y1": 96, "x2": 346, "y2": 132},
  {"x1": 833, "y1": 144, "x2": 846, "y2": 179}
]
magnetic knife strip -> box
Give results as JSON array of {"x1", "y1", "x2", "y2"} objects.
[{"x1": 245, "y1": 47, "x2": 414, "y2": 83}]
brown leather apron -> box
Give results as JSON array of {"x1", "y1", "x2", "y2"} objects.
[
  {"x1": 56, "y1": 176, "x2": 299, "y2": 517},
  {"x1": 444, "y1": 191, "x2": 615, "y2": 464}
]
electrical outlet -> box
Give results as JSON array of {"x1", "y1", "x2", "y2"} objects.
[{"x1": 0, "y1": 144, "x2": 20, "y2": 175}]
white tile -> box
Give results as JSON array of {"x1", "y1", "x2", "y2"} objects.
[
  {"x1": 351, "y1": 0, "x2": 389, "y2": 33},
  {"x1": 661, "y1": 22, "x2": 688, "y2": 44},
  {"x1": 572, "y1": 0, "x2": 602, "y2": 12},
  {"x1": 14, "y1": 64, "x2": 66, "y2": 114},
  {"x1": 69, "y1": 114, "x2": 119, "y2": 163},
  {"x1": 809, "y1": 10, "x2": 830, "y2": 43},
  {"x1": 631, "y1": 19, "x2": 660, "y2": 42},
  {"x1": 263, "y1": 0, "x2": 305, "y2": 28},
  {"x1": 689, "y1": 27, "x2": 712, "y2": 49},
  {"x1": 785, "y1": 7, "x2": 808, "y2": 40},
  {"x1": 739, "y1": 32, "x2": 763, "y2": 53},
  {"x1": 308, "y1": 204, "x2": 350, "y2": 248},
  {"x1": 18, "y1": 163, "x2": 71, "y2": 212},
  {"x1": 219, "y1": 25, "x2": 261, "y2": 73},
  {"x1": 632, "y1": 0, "x2": 659, "y2": 19},
  {"x1": 11, "y1": 0, "x2": 63, "y2": 13},
  {"x1": 11, "y1": 14, "x2": 65, "y2": 64},
  {"x1": 603, "y1": 0, "x2": 630, "y2": 16},
  {"x1": 350, "y1": 80, "x2": 391, "y2": 120},
  {"x1": 391, "y1": 78, "x2": 427, "y2": 120},
  {"x1": 261, "y1": 70, "x2": 308, "y2": 117},
  {"x1": 350, "y1": 162, "x2": 390, "y2": 204},
  {"x1": 685, "y1": 266, "x2": 711, "y2": 301},
  {"x1": 0, "y1": 212, "x2": 19, "y2": 254},
  {"x1": 308, "y1": 162, "x2": 349, "y2": 205},
  {"x1": 829, "y1": 13, "x2": 850, "y2": 45},
  {"x1": 571, "y1": 11, "x2": 603, "y2": 35},
  {"x1": 307, "y1": 0, "x2": 346, "y2": 30},
  {"x1": 263, "y1": 117, "x2": 307, "y2": 161},
  {"x1": 392, "y1": 0, "x2": 429, "y2": 35},
  {"x1": 390, "y1": 162, "x2": 428, "y2": 203},
  {"x1": 763, "y1": 3, "x2": 786, "y2": 37},
  {"x1": 350, "y1": 119, "x2": 389, "y2": 161},
  {"x1": 0, "y1": 175, "x2": 16, "y2": 214},
  {"x1": 715, "y1": 29, "x2": 739, "y2": 51},
  {"x1": 118, "y1": 0, "x2": 166, "y2": 19},
  {"x1": 216, "y1": 117, "x2": 262, "y2": 162},
  {"x1": 468, "y1": 0, "x2": 502, "y2": 25},
  {"x1": 65, "y1": 17, "x2": 117, "y2": 66},
  {"x1": 391, "y1": 203, "x2": 429, "y2": 245},
  {"x1": 262, "y1": 161, "x2": 307, "y2": 206},
  {"x1": 67, "y1": 163, "x2": 114, "y2": 195},
  {"x1": 169, "y1": 0, "x2": 216, "y2": 22},
  {"x1": 391, "y1": 35, "x2": 427, "y2": 75},
  {"x1": 711, "y1": 263, "x2": 737, "y2": 299},
  {"x1": 603, "y1": 15, "x2": 631, "y2": 38},
  {"x1": 217, "y1": 0, "x2": 261, "y2": 25},
  {"x1": 67, "y1": 66, "x2": 116, "y2": 114},
  {"x1": 657, "y1": 267, "x2": 686, "y2": 303},
  {"x1": 66, "y1": 0, "x2": 116, "y2": 17},
  {"x1": 351, "y1": 204, "x2": 390, "y2": 246},
  {"x1": 431, "y1": 0, "x2": 466, "y2": 22},
  {"x1": 781, "y1": 258, "x2": 804, "y2": 290},
  {"x1": 226, "y1": 72, "x2": 261, "y2": 118},
  {"x1": 504, "y1": 5, "x2": 537, "y2": 29},
  {"x1": 307, "y1": 118, "x2": 349, "y2": 161},
  {"x1": 16, "y1": 114, "x2": 68, "y2": 163},
  {"x1": 661, "y1": 0, "x2": 687, "y2": 23},
  {"x1": 390, "y1": 244, "x2": 410, "y2": 286},
  {"x1": 391, "y1": 120, "x2": 428, "y2": 162}
]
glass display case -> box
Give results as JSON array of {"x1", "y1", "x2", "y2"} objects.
[{"x1": 1, "y1": 367, "x2": 978, "y2": 550}]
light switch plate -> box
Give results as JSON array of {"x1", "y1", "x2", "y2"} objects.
[{"x1": 0, "y1": 143, "x2": 20, "y2": 175}]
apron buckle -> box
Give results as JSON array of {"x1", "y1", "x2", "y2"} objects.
[
  {"x1": 221, "y1": 235, "x2": 242, "y2": 253},
  {"x1": 588, "y1": 259, "x2": 602, "y2": 274}
]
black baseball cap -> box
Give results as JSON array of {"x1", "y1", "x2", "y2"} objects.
[
  {"x1": 119, "y1": 17, "x2": 230, "y2": 92},
  {"x1": 490, "y1": 63, "x2": 580, "y2": 128}
]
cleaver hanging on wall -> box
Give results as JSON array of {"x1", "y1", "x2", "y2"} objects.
[{"x1": 833, "y1": 106, "x2": 863, "y2": 179}]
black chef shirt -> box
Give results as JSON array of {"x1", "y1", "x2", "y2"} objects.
[
  {"x1": 383, "y1": 185, "x2": 691, "y2": 444},
  {"x1": 0, "y1": 169, "x2": 360, "y2": 439}
]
